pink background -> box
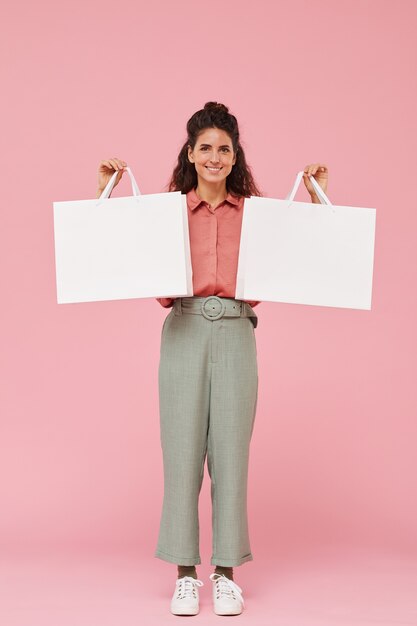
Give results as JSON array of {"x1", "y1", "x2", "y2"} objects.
[{"x1": 1, "y1": 0, "x2": 417, "y2": 623}]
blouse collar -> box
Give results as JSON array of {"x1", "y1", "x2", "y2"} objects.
[{"x1": 186, "y1": 187, "x2": 241, "y2": 211}]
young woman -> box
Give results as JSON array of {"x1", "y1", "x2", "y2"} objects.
[{"x1": 96, "y1": 102, "x2": 329, "y2": 616}]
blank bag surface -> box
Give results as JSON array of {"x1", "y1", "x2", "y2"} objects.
[
  {"x1": 53, "y1": 167, "x2": 193, "y2": 304},
  {"x1": 236, "y1": 171, "x2": 376, "y2": 310}
]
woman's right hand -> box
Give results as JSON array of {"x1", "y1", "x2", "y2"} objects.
[{"x1": 96, "y1": 158, "x2": 128, "y2": 197}]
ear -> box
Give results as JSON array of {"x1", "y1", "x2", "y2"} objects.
[{"x1": 187, "y1": 145, "x2": 194, "y2": 163}]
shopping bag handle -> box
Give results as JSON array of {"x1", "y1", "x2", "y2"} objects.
[
  {"x1": 96, "y1": 166, "x2": 141, "y2": 203},
  {"x1": 285, "y1": 170, "x2": 331, "y2": 205}
]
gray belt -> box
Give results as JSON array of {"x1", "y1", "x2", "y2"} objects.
[{"x1": 173, "y1": 295, "x2": 258, "y2": 328}]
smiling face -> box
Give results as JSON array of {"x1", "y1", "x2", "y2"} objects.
[{"x1": 187, "y1": 127, "x2": 237, "y2": 187}]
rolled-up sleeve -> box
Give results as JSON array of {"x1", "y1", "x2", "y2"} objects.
[{"x1": 156, "y1": 297, "x2": 174, "y2": 308}]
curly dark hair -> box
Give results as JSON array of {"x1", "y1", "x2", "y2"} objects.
[{"x1": 165, "y1": 101, "x2": 262, "y2": 197}]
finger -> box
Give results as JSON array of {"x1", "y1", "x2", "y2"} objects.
[
  {"x1": 101, "y1": 160, "x2": 117, "y2": 171},
  {"x1": 115, "y1": 158, "x2": 128, "y2": 170},
  {"x1": 303, "y1": 164, "x2": 326, "y2": 180},
  {"x1": 108, "y1": 159, "x2": 123, "y2": 171},
  {"x1": 107, "y1": 158, "x2": 125, "y2": 172},
  {"x1": 113, "y1": 158, "x2": 127, "y2": 170}
]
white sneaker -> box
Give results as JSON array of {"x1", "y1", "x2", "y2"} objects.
[
  {"x1": 170, "y1": 575, "x2": 204, "y2": 615},
  {"x1": 209, "y1": 573, "x2": 245, "y2": 615}
]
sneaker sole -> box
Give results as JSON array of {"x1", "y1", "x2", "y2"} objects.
[
  {"x1": 171, "y1": 607, "x2": 199, "y2": 616},
  {"x1": 214, "y1": 606, "x2": 243, "y2": 615}
]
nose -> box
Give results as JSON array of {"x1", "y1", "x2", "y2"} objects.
[{"x1": 209, "y1": 151, "x2": 221, "y2": 163}]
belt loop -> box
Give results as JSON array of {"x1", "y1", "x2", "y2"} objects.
[
  {"x1": 243, "y1": 301, "x2": 258, "y2": 328},
  {"x1": 173, "y1": 298, "x2": 182, "y2": 316}
]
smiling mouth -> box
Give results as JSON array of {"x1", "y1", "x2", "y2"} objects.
[{"x1": 205, "y1": 166, "x2": 223, "y2": 171}]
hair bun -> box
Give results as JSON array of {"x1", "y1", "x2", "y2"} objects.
[{"x1": 203, "y1": 101, "x2": 229, "y2": 113}]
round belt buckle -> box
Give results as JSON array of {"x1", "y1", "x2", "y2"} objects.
[{"x1": 201, "y1": 296, "x2": 226, "y2": 321}]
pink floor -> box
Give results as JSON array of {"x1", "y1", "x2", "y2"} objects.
[{"x1": 1, "y1": 546, "x2": 416, "y2": 625}]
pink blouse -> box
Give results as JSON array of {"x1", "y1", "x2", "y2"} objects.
[{"x1": 156, "y1": 187, "x2": 260, "y2": 309}]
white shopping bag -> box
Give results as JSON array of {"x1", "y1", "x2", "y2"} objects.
[
  {"x1": 236, "y1": 171, "x2": 376, "y2": 310},
  {"x1": 53, "y1": 167, "x2": 193, "y2": 304}
]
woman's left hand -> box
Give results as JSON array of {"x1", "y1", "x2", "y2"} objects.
[{"x1": 303, "y1": 163, "x2": 328, "y2": 200}]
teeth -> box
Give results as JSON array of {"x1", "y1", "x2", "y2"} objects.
[{"x1": 206, "y1": 167, "x2": 221, "y2": 170}]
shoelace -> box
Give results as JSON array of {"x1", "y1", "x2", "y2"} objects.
[
  {"x1": 175, "y1": 576, "x2": 204, "y2": 599},
  {"x1": 209, "y1": 573, "x2": 245, "y2": 607}
]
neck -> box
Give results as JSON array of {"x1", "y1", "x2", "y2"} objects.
[{"x1": 195, "y1": 178, "x2": 228, "y2": 208}]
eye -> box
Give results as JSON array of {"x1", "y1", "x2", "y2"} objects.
[{"x1": 221, "y1": 147, "x2": 230, "y2": 152}]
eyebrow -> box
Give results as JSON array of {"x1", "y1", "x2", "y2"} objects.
[{"x1": 199, "y1": 143, "x2": 231, "y2": 148}]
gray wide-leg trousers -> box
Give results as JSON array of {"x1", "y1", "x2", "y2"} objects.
[{"x1": 154, "y1": 296, "x2": 259, "y2": 567}]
